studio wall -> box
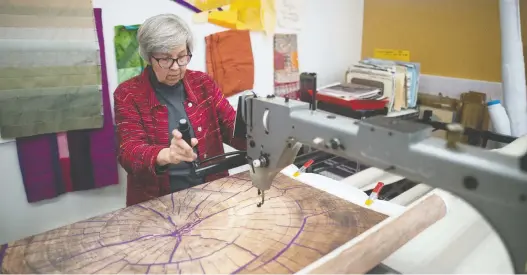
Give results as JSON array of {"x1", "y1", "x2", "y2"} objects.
[{"x1": 0, "y1": 0, "x2": 365, "y2": 244}]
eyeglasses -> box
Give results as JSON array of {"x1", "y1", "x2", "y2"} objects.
[{"x1": 152, "y1": 53, "x2": 192, "y2": 69}]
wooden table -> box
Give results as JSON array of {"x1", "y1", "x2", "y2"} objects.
[{"x1": 1, "y1": 172, "x2": 391, "y2": 274}]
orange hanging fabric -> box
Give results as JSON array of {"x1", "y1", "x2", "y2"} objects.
[{"x1": 206, "y1": 30, "x2": 254, "y2": 97}]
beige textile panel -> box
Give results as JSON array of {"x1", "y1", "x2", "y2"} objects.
[{"x1": 0, "y1": 0, "x2": 103, "y2": 138}]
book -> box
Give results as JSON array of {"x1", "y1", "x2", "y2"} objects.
[{"x1": 318, "y1": 83, "x2": 384, "y2": 101}]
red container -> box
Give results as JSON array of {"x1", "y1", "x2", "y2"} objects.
[{"x1": 307, "y1": 90, "x2": 388, "y2": 111}]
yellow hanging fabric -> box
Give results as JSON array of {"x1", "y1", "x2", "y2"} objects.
[
  {"x1": 230, "y1": 0, "x2": 263, "y2": 31},
  {"x1": 191, "y1": 0, "x2": 275, "y2": 34},
  {"x1": 260, "y1": 0, "x2": 276, "y2": 35}
]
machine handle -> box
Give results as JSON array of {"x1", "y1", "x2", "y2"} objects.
[
  {"x1": 194, "y1": 151, "x2": 247, "y2": 177},
  {"x1": 178, "y1": 118, "x2": 199, "y2": 172},
  {"x1": 178, "y1": 118, "x2": 192, "y2": 145}
]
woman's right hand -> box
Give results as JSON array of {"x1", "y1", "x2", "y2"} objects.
[{"x1": 156, "y1": 130, "x2": 198, "y2": 166}]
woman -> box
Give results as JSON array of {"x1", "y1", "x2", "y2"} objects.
[{"x1": 114, "y1": 14, "x2": 246, "y2": 206}]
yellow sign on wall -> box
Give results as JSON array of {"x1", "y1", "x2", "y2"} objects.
[{"x1": 373, "y1": 49, "x2": 411, "y2": 62}]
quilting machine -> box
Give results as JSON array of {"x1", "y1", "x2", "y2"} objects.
[{"x1": 230, "y1": 92, "x2": 527, "y2": 274}]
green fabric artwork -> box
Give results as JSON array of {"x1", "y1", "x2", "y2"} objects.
[
  {"x1": 117, "y1": 67, "x2": 143, "y2": 84},
  {"x1": 114, "y1": 25, "x2": 146, "y2": 84}
]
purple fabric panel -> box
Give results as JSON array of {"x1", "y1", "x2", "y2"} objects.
[
  {"x1": 90, "y1": 8, "x2": 119, "y2": 188},
  {"x1": 0, "y1": 244, "x2": 7, "y2": 268},
  {"x1": 15, "y1": 134, "x2": 61, "y2": 202},
  {"x1": 67, "y1": 130, "x2": 94, "y2": 190}
]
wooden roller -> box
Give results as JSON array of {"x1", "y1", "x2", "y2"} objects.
[{"x1": 301, "y1": 193, "x2": 447, "y2": 274}]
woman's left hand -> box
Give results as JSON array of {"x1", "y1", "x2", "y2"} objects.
[{"x1": 169, "y1": 129, "x2": 198, "y2": 164}]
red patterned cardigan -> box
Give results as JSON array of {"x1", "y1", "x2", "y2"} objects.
[{"x1": 114, "y1": 69, "x2": 246, "y2": 206}]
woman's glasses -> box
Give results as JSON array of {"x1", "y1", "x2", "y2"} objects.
[{"x1": 152, "y1": 53, "x2": 192, "y2": 69}]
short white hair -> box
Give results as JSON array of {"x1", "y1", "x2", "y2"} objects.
[{"x1": 137, "y1": 14, "x2": 194, "y2": 63}]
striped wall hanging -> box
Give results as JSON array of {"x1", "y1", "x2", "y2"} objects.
[
  {"x1": 15, "y1": 8, "x2": 119, "y2": 203},
  {"x1": 0, "y1": 0, "x2": 103, "y2": 138}
]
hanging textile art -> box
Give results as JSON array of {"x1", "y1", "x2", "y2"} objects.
[
  {"x1": 15, "y1": 8, "x2": 119, "y2": 203},
  {"x1": 274, "y1": 34, "x2": 300, "y2": 98},
  {"x1": 173, "y1": 0, "x2": 276, "y2": 34},
  {"x1": 0, "y1": 0, "x2": 103, "y2": 138},
  {"x1": 206, "y1": 30, "x2": 255, "y2": 97},
  {"x1": 114, "y1": 25, "x2": 146, "y2": 84}
]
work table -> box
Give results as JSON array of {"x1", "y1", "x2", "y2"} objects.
[
  {"x1": 2, "y1": 136, "x2": 523, "y2": 274},
  {"x1": 0, "y1": 166, "x2": 445, "y2": 274}
]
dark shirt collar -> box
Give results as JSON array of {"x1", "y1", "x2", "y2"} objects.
[{"x1": 147, "y1": 65, "x2": 183, "y2": 91}]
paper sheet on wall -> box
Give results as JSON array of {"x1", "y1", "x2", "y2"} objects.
[
  {"x1": 373, "y1": 49, "x2": 411, "y2": 62},
  {"x1": 275, "y1": 0, "x2": 303, "y2": 31}
]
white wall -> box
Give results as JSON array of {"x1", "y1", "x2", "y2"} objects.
[
  {"x1": 97, "y1": 0, "x2": 365, "y2": 109},
  {"x1": 0, "y1": 0, "x2": 364, "y2": 244}
]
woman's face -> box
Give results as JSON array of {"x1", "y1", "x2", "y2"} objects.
[{"x1": 150, "y1": 45, "x2": 189, "y2": 86}]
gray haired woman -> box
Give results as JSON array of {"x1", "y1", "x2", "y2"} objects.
[{"x1": 113, "y1": 14, "x2": 246, "y2": 206}]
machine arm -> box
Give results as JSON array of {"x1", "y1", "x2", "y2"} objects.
[
  {"x1": 193, "y1": 151, "x2": 247, "y2": 177},
  {"x1": 240, "y1": 94, "x2": 527, "y2": 273}
]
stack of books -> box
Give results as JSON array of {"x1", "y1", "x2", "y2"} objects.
[{"x1": 343, "y1": 59, "x2": 421, "y2": 113}]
